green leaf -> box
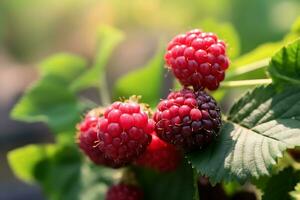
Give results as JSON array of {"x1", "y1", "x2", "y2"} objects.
[
  {"x1": 114, "y1": 50, "x2": 165, "y2": 106},
  {"x1": 262, "y1": 168, "x2": 300, "y2": 200},
  {"x1": 284, "y1": 16, "x2": 300, "y2": 42},
  {"x1": 222, "y1": 181, "x2": 241, "y2": 196},
  {"x1": 37, "y1": 145, "x2": 119, "y2": 200},
  {"x1": 188, "y1": 85, "x2": 300, "y2": 184},
  {"x1": 8, "y1": 144, "x2": 119, "y2": 200},
  {"x1": 233, "y1": 43, "x2": 281, "y2": 67},
  {"x1": 134, "y1": 160, "x2": 196, "y2": 200},
  {"x1": 291, "y1": 17, "x2": 300, "y2": 35},
  {"x1": 11, "y1": 54, "x2": 86, "y2": 132},
  {"x1": 7, "y1": 144, "x2": 56, "y2": 183},
  {"x1": 196, "y1": 19, "x2": 240, "y2": 58},
  {"x1": 71, "y1": 25, "x2": 124, "y2": 92},
  {"x1": 225, "y1": 43, "x2": 282, "y2": 81},
  {"x1": 11, "y1": 77, "x2": 81, "y2": 132},
  {"x1": 290, "y1": 183, "x2": 300, "y2": 200},
  {"x1": 231, "y1": 16, "x2": 300, "y2": 70},
  {"x1": 211, "y1": 89, "x2": 226, "y2": 102},
  {"x1": 268, "y1": 39, "x2": 300, "y2": 87},
  {"x1": 227, "y1": 18, "x2": 300, "y2": 82},
  {"x1": 39, "y1": 53, "x2": 87, "y2": 86}
]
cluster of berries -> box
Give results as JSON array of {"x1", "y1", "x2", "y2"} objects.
[
  {"x1": 77, "y1": 101, "x2": 180, "y2": 171},
  {"x1": 76, "y1": 29, "x2": 228, "y2": 200}
]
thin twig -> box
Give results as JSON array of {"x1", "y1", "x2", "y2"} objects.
[
  {"x1": 226, "y1": 58, "x2": 270, "y2": 80},
  {"x1": 221, "y1": 79, "x2": 272, "y2": 88},
  {"x1": 99, "y1": 72, "x2": 111, "y2": 106}
]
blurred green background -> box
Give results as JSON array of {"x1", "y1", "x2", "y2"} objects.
[{"x1": 0, "y1": 0, "x2": 299, "y2": 199}]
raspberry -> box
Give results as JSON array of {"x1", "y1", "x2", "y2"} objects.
[
  {"x1": 136, "y1": 131, "x2": 182, "y2": 172},
  {"x1": 106, "y1": 184, "x2": 143, "y2": 200},
  {"x1": 165, "y1": 29, "x2": 230, "y2": 90},
  {"x1": 154, "y1": 88, "x2": 222, "y2": 151},
  {"x1": 76, "y1": 111, "x2": 121, "y2": 168},
  {"x1": 97, "y1": 101, "x2": 153, "y2": 166}
]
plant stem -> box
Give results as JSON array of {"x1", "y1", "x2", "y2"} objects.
[
  {"x1": 226, "y1": 58, "x2": 270, "y2": 80},
  {"x1": 221, "y1": 79, "x2": 272, "y2": 88},
  {"x1": 99, "y1": 72, "x2": 111, "y2": 106},
  {"x1": 80, "y1": 97, "x2": 98, "y2": 109}
]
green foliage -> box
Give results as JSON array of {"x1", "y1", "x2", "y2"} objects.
[
  {"x1": 233, "y1": 43, "x2": 281, "y2": 68},
  {"x1": 39, "y1": 54, "x2": 87, "y2": 86},
  {"x1": 133, "y1": 160, "x2": 197, "y2": 200},
  {"x1": 114, "y1": 50, "x2": 165, "y2": 106},
  {"x1": 284, "y1": 16, "x2": 300, "y2": 42},
  {"x1": 8, "y1": 144, "x2": 56, "y2": 183},
  {"x1": 224, "y1": 42, "x2": 282, "y2": 82},
  {"x1": 188, "y1": 85, "x2": 300, "y2": 184},
  {"x1": 11, "y1": 54, "x2": 86, "y2": 132},
  {"x1": 290, "y1": 183, "x2": 300, "y2": 200},
  {"x1": 7, "y1": 20, "x2": 300, "y2": 200},
  {"x1": 222, "y1": 181, "x2": 241, "y2": 196},
  {"x1": 71, "y1": 25, "x2": 124, "y2": 92},
  {"x1": 8, "y1": 26, "x2": 125, "y2": 200},
  {"x1": 268, "y1": 39, "x2": 300, "y2": 87},
  {"x1": 262, "y1": 168, "x2": 300, "y2": 200},
  {"x1": 227, "y1": 18, "x2": 300, "y2": 82},
  {"x1": 291, "y1": 17, "x2": 300, "y2": 35},
  {"x1": 8, "y1": 144, "x2": 119, "y2": 200}
]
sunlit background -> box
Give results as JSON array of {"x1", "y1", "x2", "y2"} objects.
[{"x1": 0, "y1": 0, "x2": 299, "y2": 199}]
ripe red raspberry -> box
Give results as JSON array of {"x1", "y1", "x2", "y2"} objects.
[
  {"x1": 136, "y1": 132, "x2": 182, "y2": 172},
  {"x1": 76, "y1": 112, "x2": 121, "y2": 168},
  {"x1": 165, "y1": 29, "x2": 230, "y2": 90},
  {"x1": 97, "y1": 101, "x2": 153, "y2": 167},
  {"x1": 153, "y1": 88, "x2": 222, "y2": 151},
  {"x1": 106, "y1": 184, "x2": 143, "y2": 200}
]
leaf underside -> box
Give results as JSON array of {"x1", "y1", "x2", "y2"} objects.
[{"x1": 188, "y1": 85, "x2": 300, "y2": 184}]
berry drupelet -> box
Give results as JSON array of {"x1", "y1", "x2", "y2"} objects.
[
  {"x1": 136, "y1": 131, "x2": 182, "y2": 172},
  {"x1": 76, "y1": 111, "x2": 121, "y2": 168},
  {"x1": 97, "y1": 101, "x2": 153, "y2": 167},
  {"x1": 165, "y1": 29, "x2": 230, "y2": 90},
  {"x1": 106, "y1": 184, "x2": 143, "y2": 200},
  {"x1": 153, "y1": 88, "x2": 222, "y2": 151}
]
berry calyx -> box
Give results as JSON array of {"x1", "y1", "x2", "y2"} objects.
[
  {"x1": 76, "y1": 110, "x2": 121, "y2": 168},
  {"x1": 165, "y1": 29, "x2": 230, "y2": 90},
  {"x1": 106, "y1": 184, "x2": 143, "y2": 200},
  {"x1": 97, "y1": 100, "x2": 153, "y2": 167},
  {"x1": 136, "y1": 131, "x2": 182, "y2": 172},
  {"x1": 153, "y1": 88, "x2": 222, "y2": 151}
]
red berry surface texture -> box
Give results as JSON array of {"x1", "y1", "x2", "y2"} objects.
[
  {"x1": 97, "y1": 101, "x2": 153, "y2": 167},
  {"x1": 136, "y1": 132, "x2": 182, "y2": 172},
  {"x1": 165, "y1": 29, "x2": 230, "y2": 90},
  {"x1": 154, "y1": 88, "x2": 222, "y2": 151},
  {"x1": 77, "y1": 111, "x2": 120, "y2": 168},
  {"x1": 106, "y1": 184, "x2": 143, "y2": 200}
]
